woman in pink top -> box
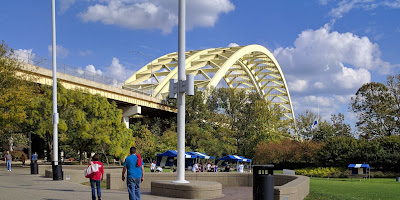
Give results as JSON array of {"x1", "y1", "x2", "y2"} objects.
[{"x1": 89, "y1": 154, "x2": 104, "y2": 200}]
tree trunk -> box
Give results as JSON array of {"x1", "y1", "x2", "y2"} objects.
[
  {"x1": 79, "y1": 149, "x2": 83, "y2": 165},
  {"x1": 101, "y1": 148, "x2": 109, "y2": 165}
]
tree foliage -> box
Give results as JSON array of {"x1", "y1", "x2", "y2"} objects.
[
  {"x1": 0, "y1": 42, "x2": 37, "y2": 148},
  {"x1": 351, "y1": 81, "x2": 399, "y2": 138}
]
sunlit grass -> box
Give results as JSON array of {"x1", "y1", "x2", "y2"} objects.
[{"x1": 305, "y1": 178, "x2": 400, "y2": 200}]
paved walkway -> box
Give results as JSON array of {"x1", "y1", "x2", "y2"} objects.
[{"x1": 0, "y1": 166, "x2": 252, "y2": 200}]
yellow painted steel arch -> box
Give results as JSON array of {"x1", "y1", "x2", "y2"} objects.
[{"x1": 123, "y1": 44, "x2": 295, "y2": 123}]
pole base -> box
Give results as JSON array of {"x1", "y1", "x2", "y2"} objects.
[
  {"x1": 172, "y1": 180, "x2": 190, "y2": 184},
  {"x1": 52, "y1": 161, "x2": 63, "y2": 180}
]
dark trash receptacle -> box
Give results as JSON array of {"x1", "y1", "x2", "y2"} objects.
[
  {"x1": 253, "y1": 165, "x2": 274, "y2": 200},
  {"x1": 396, "y1": 177, "x2": 400, "y2": 182},
  {"x1": 30, "y1": 162, "x2": 38, "y2": 174}
]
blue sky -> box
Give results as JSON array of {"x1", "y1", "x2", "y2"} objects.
[{"x1": 1, "y1": 0, "x2": 399, "y2": 131}]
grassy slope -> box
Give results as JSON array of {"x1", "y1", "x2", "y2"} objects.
[{"x1": 306, "y1": 178, "x2": 400, "y2": 200}]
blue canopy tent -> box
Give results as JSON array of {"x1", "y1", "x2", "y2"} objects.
[
  {"x1": 156, "y1": 150, "x2": 197, "y2": 167},
  {"x1": 218, "y1": 155, "x2": 252, "y2": 162},
  {"x1": 217, "y1": 155, "x2": 252, "y2": 172},
  {"x1": 348, "y1": 164, "x2": 370, "y2": 179},
  {"x1": 188, "y1": 152, "x2": 215, "y2": 164},
  {"x1": 187, "y1": 152, "x2": 215, "y2": 160}
]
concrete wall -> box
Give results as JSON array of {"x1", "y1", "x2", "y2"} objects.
[
  {"x1": 43, "y1": 165, "x2": 123, "y2": 184},
  {"x1": 107, "y1": 172, "x2": 309, "y2": 200},
  {"x1": 42, "y1": 166, "x2": 309, "y2": 200},
  {"x1": 107, "y1": 172, "x2": 252, "y2": 190}
]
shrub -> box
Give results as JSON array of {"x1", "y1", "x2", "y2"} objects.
[
  {"x1": 295, "y1": 167, "x2": 345, "y2": 178},
  {"x1": 254, "y1": 139, "x2": 322, "y2": 165},
  {"x1": 370, "y1": 171, "x2": 400, "y2": 178},
  {"x1": 5, "y1": 150, "x2": 27, "y2": 161}
]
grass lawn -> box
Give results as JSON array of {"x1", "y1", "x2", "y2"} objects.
[{"x1": 305, "y1": 178, "x2": 400, "y2": 200}]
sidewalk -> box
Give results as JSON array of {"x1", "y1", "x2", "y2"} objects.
[{"x1": 0, "y1": 167, "x2": 252, "y2": 200}]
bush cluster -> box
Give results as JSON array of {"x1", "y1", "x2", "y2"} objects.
[
  {"x1": 295, "y1": 167, "x2": 346, "y2": 178},
  {"x1": 4, "y1": 150, "x2": 27, "y2": 161},
  {"x1": 255, "y1": 136, "x2": 400, "y2": 172}
]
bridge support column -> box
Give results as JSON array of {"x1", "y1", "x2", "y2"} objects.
[{"x1": 121, "y1": 105, "x2": 141, "y2": 128}]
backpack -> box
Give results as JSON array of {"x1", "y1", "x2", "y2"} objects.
[{"x1": 84, "y1": 162, "x2": 100, "y2": 178}]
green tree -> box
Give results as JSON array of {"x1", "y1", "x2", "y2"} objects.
[
  {"x1": 0, "y1": 42, "x2": 38, "y2": 150},
  {"x1": 350, "y1": 82, "x2": 394, "y2": 138},
  {"x1": 296, "y1": 110, "x2": 319, "y2": 139},
  {"x1": 131, "y1": 123, "x2": 157, "y2": 163},
  {"x1": 317, "y1": 136, "x2": 359, "y2": 167},
  {"x1": 158, "y1": 129, "x2": 178, "y2": 153}
]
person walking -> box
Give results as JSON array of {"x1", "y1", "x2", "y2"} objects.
[
  {"x1": 88, "y1": 154, "x2": 104, "y2": 200},
  {"x1": 5, "y1": 151, "x2": 12, "y2": 171},
  {"x1": 21, "y1": 153, "x2": 26, "y2": 165},
  {"x1": 122, "y1": 147, "x2": 144, "y2": 200}
]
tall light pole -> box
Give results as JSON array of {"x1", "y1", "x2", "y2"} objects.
[
  {"x1": 51, "y1": 0, "x2": 62, "y2": 180},
  {"x1": 173, "y1": 0, "x2": 188, "y2": 184}
]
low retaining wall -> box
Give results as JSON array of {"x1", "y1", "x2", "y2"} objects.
[
  {"x1": 42, "y1": 166, "x2": 309, "y2": 200},
  {"x1": 108, "y1": 172, "x2": 309, "y2": 200},
  {"x1": 44, "y1": 165, "x2": 123, "y2": 184},
  {"x1": 107, "y1": 172, "x2": 252, "y2": 190}
]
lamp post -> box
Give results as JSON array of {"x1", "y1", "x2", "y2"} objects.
[
  {"x1": 173, "y1": 0, "x2": 188, "y2": 184},
  {"x1": 51, "y1": 0, "x2": 62, "y2": 180}
]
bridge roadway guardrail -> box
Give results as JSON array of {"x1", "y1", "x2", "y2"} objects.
[{"x1": 17, "y1": 55, "x2": 154, "y2": 98}]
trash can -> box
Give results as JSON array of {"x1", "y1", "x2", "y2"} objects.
[
  {"x1": 52, "y1": 161, "x2": 63, "y2": 180},
  {"x1": 396, "y1": 177, "x2": 400, "y2": 182},
  {"x1": 30, "y1": 161, "x2": 38, "y2": 174},
  {"x1": 253, "y1": 165, "x2": 274, "y2": 200}
]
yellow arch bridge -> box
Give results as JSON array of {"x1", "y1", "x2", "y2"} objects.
[{"x1": 123, "y1": 44, "x2": 295, "y2": 123}]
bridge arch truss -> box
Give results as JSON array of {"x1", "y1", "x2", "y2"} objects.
[{"x1": 123, "y1": 45, "x2": 295, "y2": 122}]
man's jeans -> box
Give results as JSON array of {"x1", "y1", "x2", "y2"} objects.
[
  {"x1": 6, "y1": 160, "x2": 11, "y2": 171},
  {"x1": 127, "y1": 177, "x2": 141, "y2": 200},
  {"x1": 90, "y1": 179, "x2": 101, "y2": 200}
]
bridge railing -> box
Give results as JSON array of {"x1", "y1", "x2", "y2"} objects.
[{"x1": 18, "y1": 55, "x2": 154, "y2": 98}]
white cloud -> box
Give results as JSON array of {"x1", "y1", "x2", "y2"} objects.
[
  {"x1": 289, "y1": 80, "x2": 308, "y2": 92},
  {"x1": 274, "y1": 26, "x2": 391, "y2": 83},
  {"x1": 59, "y1": 0, "x2": 76, "y2": 14},
  {"x1": 324, "y1": 0, "x2": 400, "y2": 19},
  {"x1": 47, "y1": 45, "x2": 69, "y2": 58},
  {"x1": 105, "y1": 57, "x2": 135, "y2": 81},
  {"x1": 273, "y1": 25, "x2": 394, "y2": 121},
  {"x1": 319, "y1": 0, "x2": 330, "y2": 6},
  {"x1": 85, "y1": 64, "x2": 102, "y2": 75},
  {"x1": 314, "y1": 82, "x2": 325, "y2": 89},
  {"x1": 12, "y1": 49, "x2": 35, "y2": 64},
  {"x1": 228, "y1": 43, "x2": 239, "y2": 47},
  {"x1": 383, "y1": 1, "x2": 400, "y2": 8},
  {"x1": 333, "y1": 65, "x2": 371, "y2": 89},
  {"x1": 80, "y1": 0, "x2": 235, "y2": 33},
  {"x1": 79, "y1": 50, "x2": 92, "y2": 56}
]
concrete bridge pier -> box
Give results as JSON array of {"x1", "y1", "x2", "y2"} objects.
[{"x1": 121, "y1": 105, "x2": 141, "y2": 128}]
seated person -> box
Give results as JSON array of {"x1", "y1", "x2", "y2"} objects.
[
  {"x1": 209, "y1": 163, "x2": 215, "y2": 172},
  {"x1": 224, "y1": 165, "x2": 230, "y2": 172},
  {"x1": 156, "y1": 166, "x2": 163, "y2": 173}
]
